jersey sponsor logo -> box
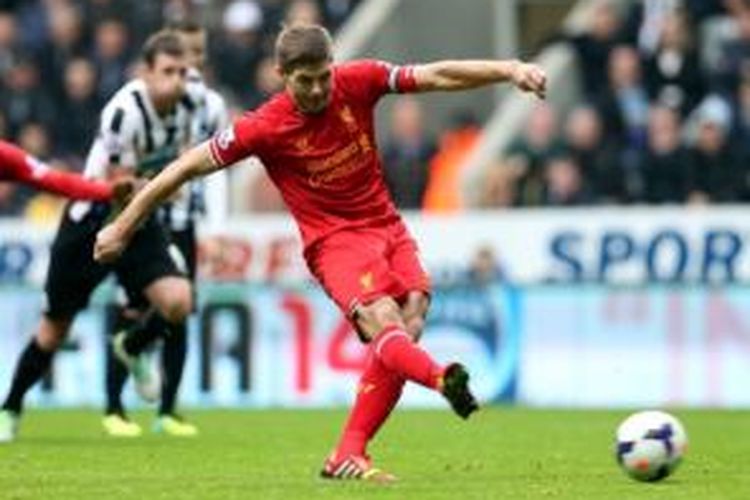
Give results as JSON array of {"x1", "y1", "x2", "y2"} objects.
[
  {"x1": 338, "y1": 106, "x2": 357, "y2": 132},
  {"x1": 216, "y1": 127, "x2": 236, "y2": 150},
  {"x1": 359, "y1": 271, "x2": 374, "y2": 292},
  {"x1": 294, "y1": 135, "x2": 314, "y2": 154}
]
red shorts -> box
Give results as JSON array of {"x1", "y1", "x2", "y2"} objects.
[{"x1": 306, "y1": 220, "x2": 431, "y2": 318}]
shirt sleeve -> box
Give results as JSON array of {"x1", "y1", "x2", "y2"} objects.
[
  {"x1": 208, "y1": 113, "x2": 265, "y2": 168},
  {"x1": 0, "y1": 140, "x2": 112, "y2": 200},
  {"x1": 342, "y1": 59, "x2": 418, "y2": 103}
]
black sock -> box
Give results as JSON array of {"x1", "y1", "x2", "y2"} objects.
[
  {"x1": 159, "y1": 322, "x2": 187, "y2": 416},
  {"x1": 123, "y1": 311, "x2": 168, "y2": 356},
  {"x1": 105, "y1": 308, "x2": 135, "y2": 415},
  {"x1": 2, "y1": 338, "x2": 54, "y2": 414}
]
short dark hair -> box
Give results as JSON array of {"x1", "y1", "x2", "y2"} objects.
[
  {"x1": 166, "y1": 19, "x2": 205, "y2": 34},
  {"x1": 275, "y1": 24, "x2": 333, "y2": 74},
  {"x1": 142, "y1": 30, "x2": 185, "y2": 66}
]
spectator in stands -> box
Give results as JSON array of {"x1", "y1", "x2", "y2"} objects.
[
  {"x1": 17, "y1": 122, "x2": 66, "y2": 222},
  {"x1": 540, "y1": 155, "x2": 592, "y2": 206},
  {"x1": 285, "y1": 0, "x2": 324, "y2": 25},
  {"x1": 323, "y1": 0, "x2": 361, "y2": 31},
  {"x1": 0, "y1": 54, "x2": 55, "y2": 138},
  {"x1": 382, "y1": 96, "x2": 435, "y2": 209},
  {"x1": 641, "y1": 105, "x2": 690, "y2": 203},
  {"x1": 562, "y1": 105, "x2": 626, "y2": 202},
  {"x1": 91, "y1": 18, "x2": 131, "y2": 102},
  {"x1": 686, "y1": 94, "x2": 745, "y2": 203},
  {"x1": 245, "y1": 56, "x2": 283, "y2": 110},
  {"x1": 0, "y1": 11, "x2": 19, "y2": 75},
  {"x1": 478, "y1": 161, "x2": 521, "y2": 208},
  {"x1": 212, "y1": 0, "x2": 264, "y2": 104},
  {"x1": 732, "y1": 74, "x2": 750, "y2": 160},
  {"x1": 4, "y1": 122, "x2": 52, "y2": 218},
  {"x1": 712, "y1": 3, "x2": 750, "y2": 96},
  {"x1": 643, "y1": 8, "x2": 705, "y2": 116},
  {"x1": 568, "y1": 0, "x2": 625, "y2": 97},
  {"x1": 37, "y1": 3, "x2": 86, "y2": 101},
  {"x1": 506, "y1": 103, "x2": 564, "y2": 205},
  {"x1": 422, "y1": 112, "x2": 481, "y2": 212},
  {"x1": 54, "y1": 58, "x2": 100, "y2": 160},
  {"x1": 466, "y1": 246, "x2": 504, "y2": 286},
  {"x1": 684, "y1": 0, "x2": 731, "y2": 22},
  {"x1": 597, "y1": 45, "x2": 651, "y2": 152}
]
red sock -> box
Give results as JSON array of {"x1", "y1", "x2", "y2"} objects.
[
  {"x1": 372, "y1": 325, "x2": 444, "y2": 390},
  {"x1": 335, "y1": 349, "x2": 405, "y2": 459}
]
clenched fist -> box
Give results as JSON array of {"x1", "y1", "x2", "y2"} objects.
[
  {"x1": 94, "y1": 222, "x2": 129, "y2": 263},
  {"x1": 511, "y1": 62, "x2": 547, "y2": 99}
]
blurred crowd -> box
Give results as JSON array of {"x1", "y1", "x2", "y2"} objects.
[
  {"x1": 3, "y1": 0, "x2": 750, "y2": 219},
  {"x1": 479, "y1": 0, "x2": 750, "y2": 208},
  {"x1": 0, "y1": 0, "x2": 359, "y2": 218},
  {"x1": 382, "y1": 0, "x2": 750, "y2": 211}
]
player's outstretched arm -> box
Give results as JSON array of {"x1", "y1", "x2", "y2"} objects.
[
  {"x1": 412, "y1": 60, "x2": 547, "y2": 98},
  {"x1": 94, "y1": 141, "x2": 218, "y2": 263}
]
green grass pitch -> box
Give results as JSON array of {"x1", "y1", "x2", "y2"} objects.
[{"x1": 0, "y1": 408, "x2": 747, "y2": 499}]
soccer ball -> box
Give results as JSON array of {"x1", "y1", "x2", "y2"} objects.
[{"x1": 615, "y1": 410, "x2": 688, "y2": 482}]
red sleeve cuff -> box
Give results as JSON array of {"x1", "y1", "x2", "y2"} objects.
[{"x1": 389, "y1": 65, "x2": 417, "y2": 93}]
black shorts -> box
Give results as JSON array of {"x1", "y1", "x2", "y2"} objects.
[
  {"x1": 121, "y1": 224, "x2": 196, "y2": 311},
  {"x1": 44, "y1": 203, "x2": 184, "y2": 320},
  {"x1": 169, "y1": 225, "x2": 197, "y2": 281}
]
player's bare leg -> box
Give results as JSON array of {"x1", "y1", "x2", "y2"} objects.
[
  {"x1": 322, "y1": 294, "x2": 477, "y2": 481},
  {"x1": 0, "y1": 317, "x2": 71, "y2": 442}
]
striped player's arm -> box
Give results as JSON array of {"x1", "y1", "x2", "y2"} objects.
[{"x1": 94, "y1": 141, "x2": 217, "y2": 263}]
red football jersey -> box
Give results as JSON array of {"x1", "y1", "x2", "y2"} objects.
[
  {"x1": 210, "y1": 60, "x2": 417, "y2": 251},
  {"x1": 0, "y1": 140, "x2": 112, "y2": 201}
]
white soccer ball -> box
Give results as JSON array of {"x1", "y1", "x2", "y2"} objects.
[{"x1": 615, "y1": 410, "x2": 688, "y2": 482}]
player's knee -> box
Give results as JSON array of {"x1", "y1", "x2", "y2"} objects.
[
  {"x1": 36, "y1": 317, "x2": 71, "y2": 350},
  {"x1": 355, "y1": 297, "x2": 404, "y2": 340},
  {"x1": 156, "y1": 287, "x2": 192, "y2": 324},
  {"x1": 405, "y1": 315, "x2": 425, "y2": 341},
  {"x1": 402, "y1": 292, "x2": 429, "y2": 341}
]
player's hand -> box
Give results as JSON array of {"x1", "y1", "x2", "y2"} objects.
[
  {"x1": 94, "y1": 222, "x2": 130, "y2": 263},
  {"x1": 511, "y1": 62, "x2": 547, "y2": 99},
  {"x1": 111, "y1": 177, "x2": 136, "y2": 206}
]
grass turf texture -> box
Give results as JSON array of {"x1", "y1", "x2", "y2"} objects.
[{"x1": 0, "y1": 408, "x2": 746, "y2": 499}]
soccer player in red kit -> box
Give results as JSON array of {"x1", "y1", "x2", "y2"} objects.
[
  {"x1": 94, "y1": 24, "x2": 547, "y2": 482},
  {"x1": 0, "y1": 139, "x2": 118, "y2": 201}
]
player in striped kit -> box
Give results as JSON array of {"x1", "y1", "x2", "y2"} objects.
[
  {"x1": 102, "y1": 21, "x2": 230, "y2": 438},
  {"x1": 0, "y1": 31, "x2": 195, "y2": 444}
]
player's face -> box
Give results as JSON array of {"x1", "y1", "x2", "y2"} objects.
[
  {"x1": 284, "y1": 62, "x2": 333, "y2": 114},
  {"x1": 144, "y1": 53, "x2": 188, "y2": 109},
  {"x1": 180, "y1": 31, "x2": 206, "y2": 72}
]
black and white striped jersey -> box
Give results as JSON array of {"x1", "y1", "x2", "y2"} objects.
[
  {"x1": 164, "y1": 68, "x2": 230, "y2": 230},
  {"x1": 69, "y1": 78, "x2": 194, "y2": 222}
]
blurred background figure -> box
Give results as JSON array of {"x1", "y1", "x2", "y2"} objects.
[
  {"x1": 541, "y1": 155, "x2": 591, "y2": 206},
  {"x1": 562, "y1": 105, "x2": 624, "y2": 203},
  {"x1": 422, "y1": 112, "x2": 481, "y2": 213},
  {"x1": 568, "y1": 0, "x2": 625, "y2": 97},
  {"x1": 686, "y1": 94, "x2": 744, "y2": 203},
  {"x1": 382, "y1": 96, "x2": 435, "y2": 210},
  {"x1": 505, "y1": 103, "x2": 564, "y2": 205},
  {"x1": 641, "y1": 105, "x2": 690, "y2": 204},
  {"x1": 466, "y1": 246, "x2": 504, "y2": 286},
  {"x1": 91, "y1": 18, "x2": 131, "y2": 102},
  {"x1": 641, "y1": 8, "x2": 705, "y2": 117}
]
